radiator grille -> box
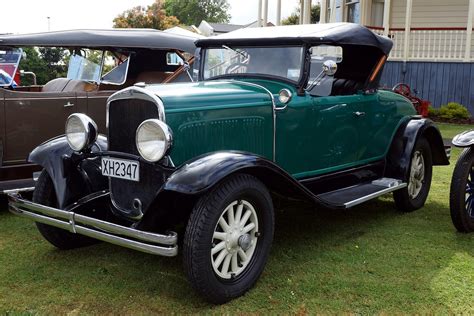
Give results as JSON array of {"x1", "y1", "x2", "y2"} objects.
[{"x1": 107, "y1": 99, "x2": 162, "y2": 218}]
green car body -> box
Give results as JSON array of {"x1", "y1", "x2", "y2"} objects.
[
  {"x1": 8, "y1": 23, "x2": 450, "y2": 304},
  {"x1": 157, "y1": 79, "x2": 416, "y2": 177}
]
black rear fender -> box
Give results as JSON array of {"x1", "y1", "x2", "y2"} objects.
[
  {"x1": 386, "y1": 118, "x2": 449, "y2": 181},
  {"x1": 28, "y1": 135, "x2": 108, "y2": 208}
]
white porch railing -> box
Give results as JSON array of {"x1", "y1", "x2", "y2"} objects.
[{"x1": 368, "y1": 26, "x2": 473, "y2": 62}]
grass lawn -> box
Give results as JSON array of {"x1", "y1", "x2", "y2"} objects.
[{"x1": 1, "y1": 123, "x2": 474, "y2": 314}]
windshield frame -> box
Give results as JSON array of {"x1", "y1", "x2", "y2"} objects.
[{"x1": 199, "y1": 45, "x2": 307, "y2": 86}]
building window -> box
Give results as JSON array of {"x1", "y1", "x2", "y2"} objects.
[
  {"x1": 371, "y1": 0, "x2": 384, "y2": 27},
  {"x1": 345, "y1": 0, "x2": 360, "y2": 23}
]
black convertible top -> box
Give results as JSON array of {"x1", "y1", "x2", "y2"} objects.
[
  {"x1": 196, "y1": 23, "x2": 393, "y2": 55},
  {"x1": 0, "y1": 29, "x2": 197, "y2": 54}
]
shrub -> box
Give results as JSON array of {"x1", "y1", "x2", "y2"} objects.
[{"x1": 429, "y1": 102, "x2": 470, "y2": 120}]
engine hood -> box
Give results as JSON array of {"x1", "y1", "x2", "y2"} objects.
[{"x1": 142, "y1": 80, "x2": 274, "y2": 112}]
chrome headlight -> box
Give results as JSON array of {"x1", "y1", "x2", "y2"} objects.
[
  {"x1": 136, "y1": 119, "x2": 172, "y2": 162},
  {"x1": 65, "y1": 113, "x2": 98, "y2": 152}
]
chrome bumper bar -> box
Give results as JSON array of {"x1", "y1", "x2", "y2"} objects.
[{"x1": 8, "y1": 193, "x2": 178, "y2": 257}]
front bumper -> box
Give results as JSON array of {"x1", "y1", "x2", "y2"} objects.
[{"x1": 8, "y1": 192, "x2": 178, "y2": 257}]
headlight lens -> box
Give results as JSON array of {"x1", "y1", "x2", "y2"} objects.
[
  {"x1": 136, "y1": 119, "x2": 172, "y2": 162},
  {"x1": 65, "y1": 113, "x2": 98, "y2": 152}
]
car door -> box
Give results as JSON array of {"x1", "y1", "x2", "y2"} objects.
[
  {"x1": 84, "y1": 90, "x2": 115, "y2": 133},
  {"x1": 275, "y1": 93, "x2": 364, "y2": 178},
  {"x1": 3, "y1": 90, "x2": 84, "y2": 164},
  {"x1": 357, "y1": 91, "x2": 410, "y2": 162}
]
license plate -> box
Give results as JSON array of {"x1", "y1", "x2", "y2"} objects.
[{"x1": 101, "y1": 157, "x2": 139, "y2": 182}]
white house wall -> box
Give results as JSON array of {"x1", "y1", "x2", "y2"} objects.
[{"x1": 391, "y1": 0, "x2": 469, "y2": 28}]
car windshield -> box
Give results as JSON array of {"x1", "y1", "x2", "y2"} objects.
[
  {"x1": 67, "y1": 49, "x2": 130, "y2": 85},
  {"x1": 0, "y1": 49, "x2": 22, "y2": 87},
  {"x1": 203, "y1": 46, "x2": 304, "y2": 82}
]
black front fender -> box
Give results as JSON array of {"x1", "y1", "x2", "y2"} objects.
[
  {"x1": 28, "y1": 135, "x2": 108, "y2": 208},
  {"x1": 163, "y1": 151, "x2": 317, "y2": 201},
  {"x1": 386, "y1": 118, "x2": 449, "y2": 181},
  {"x1": 452, "y1": 130, "x2": 474, "y2": 148}
]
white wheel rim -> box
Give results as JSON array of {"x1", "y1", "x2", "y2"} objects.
[
  {"x1": 211, "y1": 200, "x2": 259, "y2": 279},
  {"x1": 408, "y1": 150, "x2": 425, "y2": 199}
]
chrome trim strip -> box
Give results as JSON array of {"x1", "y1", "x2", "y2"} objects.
[
  {"x1": 106, "y1": 86, "x2": 166, "y2": 128},
  {"x1": 228, "y1": 80, "x2": 277, "y2": 162},
  {"x1": 8, "y1": 193, "x2": 178, "y2": 257},
  {"x1": 344, "y1": 182, "x2": 407, "y2": 208},
  {"x1": 2, "y1": 187, "x2": 35, "y2": 194}
]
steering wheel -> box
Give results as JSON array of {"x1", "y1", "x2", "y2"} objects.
[
  {"x1": 393, "y1": 83, "x2": 411, "y2": 97},
  {"x1": 225, "y1": 63, "x2": 247, "y2": 74}
]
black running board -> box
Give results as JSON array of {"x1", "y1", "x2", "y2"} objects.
[{"x1": 315, "y1": 178, "x2": 406, "y2": 209}]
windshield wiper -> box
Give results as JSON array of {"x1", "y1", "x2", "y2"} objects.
[{"x1": 222, "y1": 45, "x2": 248, "y2": 59}]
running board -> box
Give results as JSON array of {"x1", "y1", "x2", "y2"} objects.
[{"x1": 316, "y1": 178, "x2": 407, "y2": 209}]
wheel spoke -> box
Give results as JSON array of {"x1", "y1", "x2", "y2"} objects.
[
  {"x1": 467, "y1": 185, "x2": 474, "y2": 194},
  {"x1": 235, "y1": 203, "x2": 243, "y2": 225},
  {"x1": 213, "y1": 231, "x2": 226, "y2": 241},
  {"x1": 238, "y1": 248, "x2": 248, "y2": 262},
  {"x1": 242, "y1": 222, "x2": 256, "y2": 234},
  {"x1": 218, "y1": 217, "x2": 230, "y2": 232},
  {"x1": 227, "y1": 204, "x2": 235, "y2": 226},
  {"x1": 214, "y1": 248, "x2": 228, "y2": 269},
  {"x1": 231, "y1": 253, "x2": 239, "y2": 272},
  {"x1": 212, "y1": 241, "x2": 226, "y2": 255},
  {"x1": 240, "y1": 210, "x2": 252, "y2": 227},
  {"x1": 221, "y1": 253, "x2": 232, "y2": 275}
]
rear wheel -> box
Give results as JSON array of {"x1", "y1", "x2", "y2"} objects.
[
  {"x1": 33, "y1": 170, "x2": 98, "y2": 249},
  {"x1": 393, "y1": 137, "x2": 433, "y2": 212},
  {"x1": 450, "y1": 147, "x2": 474, "y2": 232},
  {"x1": 183, "y1": 174, "x2": 274, "y2": 304}
]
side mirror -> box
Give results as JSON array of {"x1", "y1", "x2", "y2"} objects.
[{"x1": 322, "y1": 60, "x2": 337, "y2": 76}]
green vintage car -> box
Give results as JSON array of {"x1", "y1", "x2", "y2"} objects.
[{"x1": 8, "y1": 23, "x2": 449, "y2": 303}]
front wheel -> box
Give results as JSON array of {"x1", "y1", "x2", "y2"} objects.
[
  {"x1": 183, "y1": 174, "x2": 274, "y2": 304},
  {"x1": 393, "y1": 137, "x2": 433, "y2": 212},
  {"x1": 450, "y1": 147, "x2": 474, "y2": 232},
  {"x1": 33, "y1": 170, "x2": 98, "y2": 249}
]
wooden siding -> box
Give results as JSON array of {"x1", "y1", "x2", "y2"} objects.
[
  {"x1": 380, "y1": 61, "x2": 474, "y2": 113},
  {"x1": 391, "y1": 0, "x2": 469, "y2": 28}
]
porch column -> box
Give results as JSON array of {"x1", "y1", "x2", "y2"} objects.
[
  {"x1": 403, "y1": 0, "x2": 413, "y2": 61},
  {"x1": 330, "y1": 0, "x2": 337, "y2": 22},
  {"x1": 263, "y1": 0, "x2": 268, "y2": 26},
  {"x1": 320, "y1": 0, "x2": 328, "y2": 24},
  {"x1": 300, "y1": 0, "x2": 305, "y2": 24},
  {"x1": 276, "y1": 0, "x2": 282, "y2": 26},
  {"x1": 465, "y1": 0, "x2": 474, "y2": 61},
  {"x1": 383, "y1": 0, "x2": 391, "y2": 36},
  {"x1": 303, "y1": 0, "x2": 312, "y2": 24},
  {"x1": 257, "y1": 0, "x2": 262, "y2": 27}
]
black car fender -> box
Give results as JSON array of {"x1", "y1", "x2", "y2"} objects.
[
  {"x1": 162, "y1": 151, "x2": 317, "y2": 202},
  {"x1": 28, "y1": 135, "x2": 108, "y2": 208},
  {"x1": 452, "y1": 130, "x2": 474, "y2": 148},
  {"x1": 386, "y1": 117, "x2": 449, "y2": 181}
]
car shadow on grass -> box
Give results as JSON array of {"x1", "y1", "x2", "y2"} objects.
[{"x1": 2, "y1": 197, "x2": 474, "y2": 313}]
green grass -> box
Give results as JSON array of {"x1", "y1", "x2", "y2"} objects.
[{"x1": 1, "y1": 123, "x2": 474, "y2": 314}]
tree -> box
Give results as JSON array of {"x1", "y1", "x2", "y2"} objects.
[
  {"x1": 163, "y1": 0, "x2": 230, "y2": 26},
  {"x1": 113, "y1": 0, "x2": 180, "y2": 30},
  {"x1": 282, "y1": 4, "x2": 320, "y2": 25},
  {"x1": 18, "y1": 47, "x2": 68, "y2": 85}
]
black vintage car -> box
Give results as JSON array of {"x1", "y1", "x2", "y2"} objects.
[{"x1": 8, "y1": 23, "x2": 449, "y2": 303}]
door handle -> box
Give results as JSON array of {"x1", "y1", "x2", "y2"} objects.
[
  {"x1": 353, "y1": 111, "x2": 365, "y2": 117},
  {"x1": 64, "y1": 101, "x2": 74, "y2": 108}
]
